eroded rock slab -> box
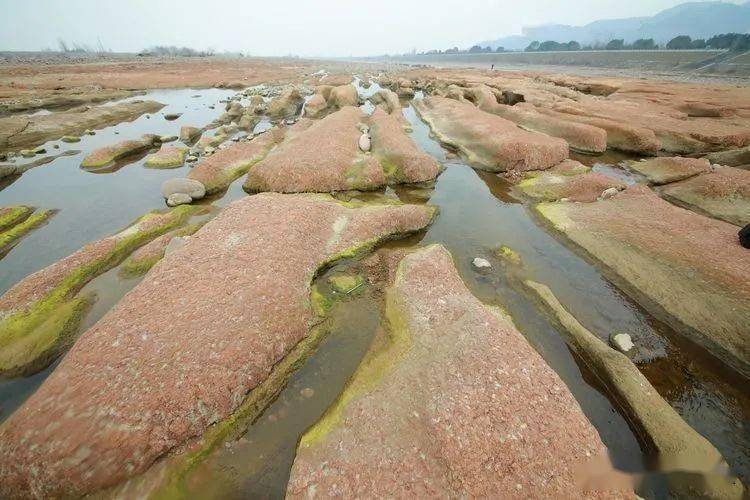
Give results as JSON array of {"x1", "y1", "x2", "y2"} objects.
[
  {"x1": 288, "y1": 244, "x2": 620, "y2": 498},
  {"x1": 267, "y1": 87, "x2": 303, "y2": 120},
  {"x1": 519, "y1": 171, "x2": 625, "y2": 202},
  {"x1": 414, "y1": 96, "x2": 568, "y2": 172},
  {"x1": 0, "y1": 100, "x2": 164, "y2": 152},
  {"x1": 0, "y1": 206, "x2": 200, "y2": 378},
  {"x1": 0, "y1": 207, "x2": 55, "y2": 255},
  {"x1": 0, "y1": 194, "x2": 436, "y2": 498},
  {"x1": 81, "y1": 134, "x2": 158, "y2": 169},
  {"x1": 369, "y1": 107, "x2": 440, "y2": 184},
  {"x1": 705, "y1": 145, "x2": 750, "y2": 170},
  {"x1": 188, "y1": 128, "x2": 285, "y2": 194},
  {"x1": 244, "y1": 107, "x2": 384, "y2": 192},
  {"x1": 537, "y1": 185, "x2": 750, "y2": 378},
  {"x1": 628, "y1": 157, "x2": 710, "y2": 185},
  {"x1": 660, "y1": 166, "x2": 750, "y2": 227},
  {"x1": 465, "y1": 85, "x2": 607, "y2": 154},
  {"x1": 143, "y1": 145, "x2": 188, "y2": 169}
]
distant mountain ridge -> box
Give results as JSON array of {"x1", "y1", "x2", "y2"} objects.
[{"x1": 478, "y1": 1, "x2": 750, "y2": 50}]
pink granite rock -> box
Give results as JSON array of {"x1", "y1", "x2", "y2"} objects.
[
  {"x1": 0, "y1": 194, "x2": 436, "y2": 498},
  {"x1": 244, "y1": 107, "x2": 384, "y2": 192},
  {"x1": 369, "y1": 107, "x2": 440, "y2": 184},
  {"x1": 414, "y1": 96, "x2": 568, "y2": 173},
  {"x1": 288, "y1": 244, "x2": 625, "y2": 498},
  {"x1": 628, "y1": 156, "x2": 711, "y2": 185}
]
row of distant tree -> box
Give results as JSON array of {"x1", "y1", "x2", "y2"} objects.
[
  {"x1": 524, "y1": 33, "x2": 750, "y2": 52},
  {"x1": 413, "y1": 32, "x2": 750, "y2": 56}
]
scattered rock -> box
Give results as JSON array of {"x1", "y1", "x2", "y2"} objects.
[
  {"x1": 300, "y1": 388, "x2": 314, "y2": 398},
  {"x1": 161, "y1": 178, "x2": 206, "y2": 200},
  {"x1": 160, "y1": 135, "x2": 178, "y2": 143},
  {"x1": 518, "y1": 170, "x2": 625, "y2": 203},
  {"x1": 163, "y1": 113, "x2": 182, "y2": 121},
  {"x1": 179, "y1": 126, "x2": 202, "y2": 144},
  {"x1": 327, "y1": 274, "x2": 364, "y2": 293},
  {"x1": 705, "y1": 145, "x2": 750, "y2": 169},
  {"x1": 358, "y1": 133, "x2": 371, "y2": 152},
  {"x1": 609, "y1": 332, "x2": 635, "y2": 353},
  {"x1": 600, "y1": 187, "x2": 620, "y2": 200},
  {"x1": 472, "y1": 256, "x2": 491, "y2": 269},
  {"x1": 267, "y1": 87, "x2": 303, "y2": 120},
  {"x1": 61, "y1": 135, "x2": 80, "y2": 143},
  {"x1": 328, "y1": 84, "x2": 359, "y2": 109},
  {"x1": 304, "y1": 94, "x2": 328, "y2": 118},
  {"x1": 166, "y1": 193, "x2": 192, "y2": 206},
  {"x1": 494, "y1": 245, "x2": 522, "y2": 265}
]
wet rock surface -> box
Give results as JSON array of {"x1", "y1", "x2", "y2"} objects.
[
  {"x1": 538, "y1": 184, "x2": 750, "y2": 379},
  {"x1": 143, "y1": 145, "x2": 188, "y2": 169},
  {"x1": 288, "y1": 245, "x2": 623, "y2": 498},
  {"x1": 519, "y1": 171, "x2": 626, "y2": 202},
  {"x1": 0, "y1": 194, "x2": 436, "y2": 498}
]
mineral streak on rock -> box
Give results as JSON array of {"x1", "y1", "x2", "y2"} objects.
[
  {"x1": 413, "y1": 96, "x2": 568, "y2": 173},
  {"x1": 537, "y1": 184, "x2": 750, "y2": 379},
  {"x1": 0, "y1": 194, "x2": 436, "y2": 498},
  {"x1": 0, "y1": 205, "x2": 201, "y2": 379},
  {"x1": 525, "y1": 280, "x2": 744, "y2": 498},
  {"x1": 288, "y1": 245, "x2": 625, "y2": 498}
]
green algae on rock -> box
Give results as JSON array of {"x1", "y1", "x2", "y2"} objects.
[
  {"x1": 0, "y1": 205, "x2": 202, "y2": 378},
  {"x1": 0, "y1": 205, "x2": 34, "y2": 232},
  {"x1": 118, "y1": 221, "x2": 206, "y2": 278},
  {"x1": 0, "y1": 208, "x2": 55, "y2": 255},
  {"x1": 80, "y1": 134, "x2": 159, "y2": 169},
  {"x1": 143, "y1": 145, "x2": 188, "y2": 169}
]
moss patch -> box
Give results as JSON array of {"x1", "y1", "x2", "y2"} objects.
[
  {"x1": 494, "y1": 245, "x2": 522, "y2": 265},
  {"x1": 0, "y1": 205, "x2": 201, "y2": 377},
  {"x1": 328, "y1": 274, "x2": 364, "y2": 294},
  {"x1": 0, "y1": 205, "x2": 34, "y2": 232},
  {"x1": 119, "y1": 222, "x2": 205, "y2": 278},
  {"x1": 0, "y1": 209, "x2": 55, "y2": 253}
]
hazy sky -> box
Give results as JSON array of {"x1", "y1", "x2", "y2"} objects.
[{"x1": 0, "y1": 0, "x2": 744, "y2": 56}]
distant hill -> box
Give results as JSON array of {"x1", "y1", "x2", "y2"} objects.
[{"x1": 478, "y1": 1, "x2": 750, "y2": 50}]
